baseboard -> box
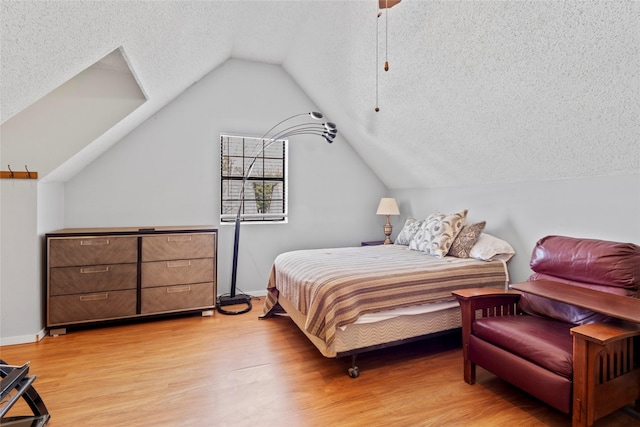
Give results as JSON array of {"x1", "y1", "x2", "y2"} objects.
[
  {"x1": 0, "y1": 328, "x2": 47, "y2": 347},
  {"x1": 249, "y1": 289, "x2": 267, "y2": 297}
]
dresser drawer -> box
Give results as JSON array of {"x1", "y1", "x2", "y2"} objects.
[
  {"x1": 50, "y1": 263, "x2": 137, "y2": 296},
  {"x1": 141, "y1": 282, "x2": 214, "y2": 314},
  {"x1": 141, "y1": 233, "x2": 214, "y2": 261},
  {"x1": 49, "y1": 236, "x2": 138, "y2": 267},
  {"x1": 49, "y1": 290, "x2": 137, "y2": 325},
  {"x1": 140, "y1": 258, "x2": 213, "y2": 288}
]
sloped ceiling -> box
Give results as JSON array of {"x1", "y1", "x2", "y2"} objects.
[
  {"x1": 1, "y1": 47, "x2": 146, "y2": 178},
  {"x1": 2, "y1": 1, "x2": 638, "y2": 188}
]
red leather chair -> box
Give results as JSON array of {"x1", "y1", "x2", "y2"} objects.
[{"x1": 453, "y1": 235, "x2": 640, "y2": 427}]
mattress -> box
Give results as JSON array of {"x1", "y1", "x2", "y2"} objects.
[
  {"x1": 349, "y1": 300, "x2": 460, "y2": 326},
  {"x1": 262, "y1": 244, "x2": 508, "y2": 347},
  {"x1": 276, "y1": 290, "x2": 462, "y2": 358}
]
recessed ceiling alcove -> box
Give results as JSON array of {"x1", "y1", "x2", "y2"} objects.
[{"x1": 0, "y1": 47, "x2": 146, "y2": 178}]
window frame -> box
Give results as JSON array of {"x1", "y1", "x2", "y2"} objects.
[{"x1": 220, "y1": 134, "x2": 289, "y2": 224}]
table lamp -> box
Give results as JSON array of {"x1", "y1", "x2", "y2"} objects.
[{"x1": 376, "y1": 197, "x2": 400, "y2": 244}]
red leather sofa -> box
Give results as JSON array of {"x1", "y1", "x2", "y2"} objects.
[{"x1": 453, "y1": 235, "x2": 640, "y2": 427}]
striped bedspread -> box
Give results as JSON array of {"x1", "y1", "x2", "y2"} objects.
[{"x1": 261, "y1": 245, "x2": 508, "y2": 346}]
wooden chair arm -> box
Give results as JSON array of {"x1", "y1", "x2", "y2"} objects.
[
  {"x1": 452, "y1": 288, "x2": 522, "y2": 385},
  {"x1": 452, "y1": 287, "x2": 520, "y2": 300},
  {"x1": 571, "y1": 321, "x2": 640, "y2": 345},
  {"x1": 571, "y1": 321, "x2": 640, "y2": 426},
  {"x1": 453, "y1": 288, "x2": 522, "y2": 320}
]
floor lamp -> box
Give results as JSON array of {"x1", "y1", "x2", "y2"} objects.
[{"x1": 217, "y1": 112, "x2": 338, "y2": 315}]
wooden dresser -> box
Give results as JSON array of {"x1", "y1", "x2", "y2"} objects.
[{"x1": 46, "y1": 226, "x2": 217, "y2": 334}]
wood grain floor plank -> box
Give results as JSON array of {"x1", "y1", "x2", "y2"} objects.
[{"x1": 1, "y1": 298, "x2": 638, "y2": 426}]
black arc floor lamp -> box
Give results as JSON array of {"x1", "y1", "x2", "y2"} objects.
[{"x1": 217, "y1": 112, "x2": 338, "y2": 315}]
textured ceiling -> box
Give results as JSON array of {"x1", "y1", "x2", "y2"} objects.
[{"x1": 2, "y1": 1, "x2": 638, "y2": 187}]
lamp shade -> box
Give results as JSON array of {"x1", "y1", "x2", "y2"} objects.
[{"x1": 376, "y1": 198, "x2": 400, "y2": 216}]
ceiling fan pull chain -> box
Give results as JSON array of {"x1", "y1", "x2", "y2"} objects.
[
  {"x1": 375, "y1": 5, "x2": 381, "y2": 112},
  {"x1": 385, "y1": 0, "x2": 389, "y2": 71}
]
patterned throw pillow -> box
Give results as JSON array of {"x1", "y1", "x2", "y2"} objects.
[
  {"x1": 394, "y1": 218, "x2": 423, "y2": 245},
  {"x1": 410, "y1": 210, "x2": 468, "y2": 257},
  {"x1": 448, "y1": 221, "x2": 486, "y2": 258}
]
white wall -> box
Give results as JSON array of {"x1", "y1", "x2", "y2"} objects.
[
  {"x1": 393, "y1": 173, "x2": 640, "y2": 284},
  {"x1": 0, "y1": 180, "x2": 42, "y2": 344},
  {"x1": 37, "y1": 182, "x2": 65, "y2": 234},
  {"x1": 0, "y1": 180, "x2": 65, "y2": 345},
  {"x1": 64, "y1": 59, "x2": 387, "y2": 296}
]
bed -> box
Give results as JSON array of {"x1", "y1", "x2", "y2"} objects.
[{"x1": 260, "y1": 240, "x2": 511, "y2": 377}]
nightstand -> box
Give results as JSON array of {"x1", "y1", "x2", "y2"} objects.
[{"x1": 361, "y1": 240, "x2": 386, "y2": 246}]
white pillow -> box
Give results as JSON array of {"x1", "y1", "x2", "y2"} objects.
[{"x1": 469, "y1": 233, "x2": 515, "y2": 261}]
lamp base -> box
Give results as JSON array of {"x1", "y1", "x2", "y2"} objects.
[
  {"x1": 216, "y1": 293, "x2": 253, "y2": 315},
  {"x1": 217, "y1": 294, "x2": 252, "y2": 306},
  {"x1": 383, "y1": 217, "x2": 393, "y2": 245}
]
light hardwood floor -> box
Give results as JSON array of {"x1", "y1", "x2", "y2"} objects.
[{"x1": 1, "y1": 297, "x2": 639, "y2": 427}]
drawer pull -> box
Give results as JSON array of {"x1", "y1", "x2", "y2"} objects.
[
  {"x1": 80, "y1": 266, "x2": 110, "y2": 274},
  {"x1": 80, "y1": 293, "x2": 109, "y2": 301},
  {"x1": 167, "y1": 236, "x2": 192, "y2": 242},
  {"x1": 167, "y1": 260, "x2": 191, "y2": 268},
  {"x1": 167, "y1": 286, "x2": 191, "y2": 294},
  {"x1": 80, "y1": 239, "x2": 110, "y2": 246}
]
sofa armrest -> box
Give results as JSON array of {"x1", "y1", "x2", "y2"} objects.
[
  {"x1": 452, "y1": 288, "x2": 522, "y2": 384},
  {"x1": 571, "y1": 321, "x2": 640, "y2": 426},
  {"x1": 453, "y1": 288, "x2": 522, "y2": 321},
  {"x1": 571, "y1": 321, "x2": 640, "y2": 344}
]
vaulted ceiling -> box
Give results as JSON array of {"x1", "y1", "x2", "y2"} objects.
[{"x1": 2, "y1": 1, "x2": 638, "y2": 188}]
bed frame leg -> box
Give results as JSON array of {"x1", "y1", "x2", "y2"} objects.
[{"x1": 347, "y1": 354, "x2": 360, "y2": 378}]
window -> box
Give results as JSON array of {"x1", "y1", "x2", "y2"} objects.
[{"x1": 220, "y1": 134, "x2": 288, "y2": 223}]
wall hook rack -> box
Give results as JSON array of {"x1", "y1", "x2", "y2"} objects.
[{"x1": 1, "y1": 165, "x2": 38, "y2": 180}]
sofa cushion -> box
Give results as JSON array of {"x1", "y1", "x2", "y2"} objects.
[
  {"x1": 530, "y1": 235, "x2": 640, "y2": 291},
  {"x1": 472, "y1": 315, "x2": 573, "y2": 378},
  {"x1": 468, "y1": 335, "x2": 572, "y2": 414},
  {"x1": 528, "y1": 272, "x2": 635, "y2": 297},
  {"x1": 524, "y1": 235, "x2": 640, "y2": 324}
]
